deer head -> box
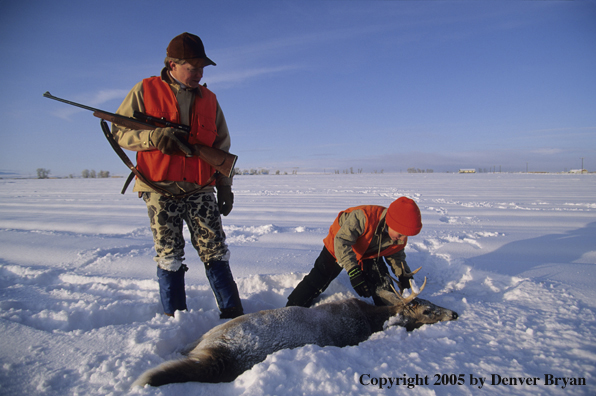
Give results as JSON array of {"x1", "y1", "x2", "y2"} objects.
[{"x1": 378, "y1": 272, "x2": 458, "y2": 331}]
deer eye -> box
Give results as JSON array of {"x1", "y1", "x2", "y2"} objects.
[{"x1": 423, "y1": 309, "x2": 432, "y2": 315}]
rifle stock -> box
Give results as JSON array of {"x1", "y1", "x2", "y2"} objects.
[{"x1": 43, "y1": 92, "x2": 238, "y2": 178}]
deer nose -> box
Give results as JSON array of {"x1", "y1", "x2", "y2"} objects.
[{"x1": 452, "y1": 312, "x2": 459, "y2": 320}]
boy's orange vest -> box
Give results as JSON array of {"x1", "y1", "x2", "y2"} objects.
[
  {"x1": 136, "y1": 76, "x2": 218, "y2": 185},
  {"x1": 323, "y1": 205, "x2": 405, "y2": 267}
]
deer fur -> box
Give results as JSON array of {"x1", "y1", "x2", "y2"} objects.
[{"x1": 133, "y1": 285, "x2": 458, "y2": 387}]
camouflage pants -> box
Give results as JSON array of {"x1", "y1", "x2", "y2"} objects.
[{"x1": 143, "y1": 191, "x2": 229, "y2": 271}]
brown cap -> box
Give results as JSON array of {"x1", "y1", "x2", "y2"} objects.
[{"x1": 166, "y1": 32, "x2": 216, "y2": 67}]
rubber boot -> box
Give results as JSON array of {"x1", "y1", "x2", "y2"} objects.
[
  {"x1": 205, "y1": 260, "x2": 243, "y2": 319},
  {"x1": 157, "y1": 264, "x2": 188, "y2": 316}
]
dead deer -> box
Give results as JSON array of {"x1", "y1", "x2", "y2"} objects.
[{"x1": 133, "y1": 272, "x2": 458, "y2": 387}]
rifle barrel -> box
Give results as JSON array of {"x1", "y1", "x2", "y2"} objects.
[{"x1": 43, "y1": 91, "x2": 103, "y2": 113}]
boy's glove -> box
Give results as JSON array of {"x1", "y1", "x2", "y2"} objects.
[
  {"x1": 391, "y1": 260, "x2": 415, "y2": 292},
  {"x1": 348, "y1": 267, "x2": 371, "y2": 297},
  {"x1": 150, "y1": 127, "x2": 192, "y2": 156},
  {"x1": 217, "y1": 185, "x2": 234, "y2": 216},
  {"x1": 397, "y1": 276, "x2": 412, "y2": 292}
]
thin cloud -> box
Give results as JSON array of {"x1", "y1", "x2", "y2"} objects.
[
  {"x1": 530, "y1": 148, "x2": 564, "y2": 155},
  {"x1": 525, "y1": 127, "x2": 596, "y2": 139},
  {"x1": 207, "y1": 23, "x2": 396, "y2": 85},
  {"x1": 208, "y1": 64, "x2": 306, "y2": 85},
  {"x1": 212, "y1": 24, "x2": 387, "y2": 63},
  {"x1": 51, "y1": 107, "x2": 83, "y2": 121},
  {"x1": 88, "y1": 89, "x2": 130, "y2": 107}
]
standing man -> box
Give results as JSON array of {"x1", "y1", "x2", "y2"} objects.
[
  {"x1": 112, "y1": 33, "x2": 243, "y2": 319},
  {"x1": 286, "y1": 197, "x2": 423, "y2": 307}
]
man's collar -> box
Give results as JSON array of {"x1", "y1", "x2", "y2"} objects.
[
  {"x1": 169, "y1": 71, "x2": 189, "y2": 90},
  {"x1": 160, "y1": 67, "x2": 202, "y2": 95}
]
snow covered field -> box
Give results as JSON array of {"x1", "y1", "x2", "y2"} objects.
[{"x1": 0, "y1": 173, "x2": 595, "y2": 396}]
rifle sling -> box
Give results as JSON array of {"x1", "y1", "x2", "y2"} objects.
[{"x1": 99, "y1": 120, "x2": 218, "y2": 199}]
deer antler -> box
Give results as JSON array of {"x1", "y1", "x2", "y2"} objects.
[
  {"x1": 387, "y1": 262, "x2": 421, "y2": 291},
  {"x1": 401, "y1": 262, "x2": 421, "y2": 278},
  {"x1": 390, "y1": 277, "x2": 427, "y2": 305}
]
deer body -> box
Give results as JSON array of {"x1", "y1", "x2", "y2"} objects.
[{"x1": 134, "y1": 293, "x2": 458, "y2": 387}]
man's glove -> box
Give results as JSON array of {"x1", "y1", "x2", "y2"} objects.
[
  {"x1": 150, "y1": 127, "x2": 192, "y2": 156},
  {"x1": 217, "y1": 185, "x2": 234, "y2": 216},
  {"x1": 348, "y1": 267, "x2": 371, "y2": 297}
]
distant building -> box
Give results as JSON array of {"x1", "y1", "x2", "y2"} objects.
[
  {"x1": 458, "y1": 169, "x2": 476, "y2": 174},
  {"x1": 569, "y1": 169, "x2": 588, "y2": 174}
]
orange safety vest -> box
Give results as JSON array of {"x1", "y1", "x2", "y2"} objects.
[
  {"x1": 323, "y1": 205, "x2": 405, "y2": 267},
  {"x1": 136, "y1": 76, "x2": 218, "y2": 185}
]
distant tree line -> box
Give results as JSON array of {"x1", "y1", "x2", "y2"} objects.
[
  {"x1": 234, "y1": 168, "x2": 271, "y2": 175},
  {"x1": 407, "y1": 168, "x2": 434, "y2": 173},
  {"x1": 333, "y1": 167, "x2": 363, "y2": 174},
  {"x1": 37, "y1": 168, "x2": 51, "y2": 179},
  {"x1": 233, "y1": 167, "x2": 389, "y2": 175},
  {"x1": 82, "y1": 170, "x2": 111, "y2": 178},
  {"x1": 234, "y1": 168, "x2": 302, "y2": 175},
  {"x1": 36, "y1": 168, "x2": 111, "y2": 179}
]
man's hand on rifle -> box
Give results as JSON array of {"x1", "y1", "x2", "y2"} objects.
[
  {"x1": 150, "y1": 127, "x2": 192, "y2": 156},
  {"x1": 217, "y1": 185, "x2": 234, "y2": 216}
]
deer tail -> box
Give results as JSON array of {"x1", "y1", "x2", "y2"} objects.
[{"x1": 133, "y1": 347, "x2": 235, "y2": 387}]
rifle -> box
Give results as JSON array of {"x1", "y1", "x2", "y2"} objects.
[{"x1": 42, "y1": 91, "x2": 238, "y2": 178}]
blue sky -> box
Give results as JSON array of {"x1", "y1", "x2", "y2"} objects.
[{"x1": 1, "y1": 0, "x2": 595, "y2": 177}]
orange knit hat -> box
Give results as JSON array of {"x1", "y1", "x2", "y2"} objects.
[{"x1": 386, "y1": 197, "x2": 422, "y2": 236}]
